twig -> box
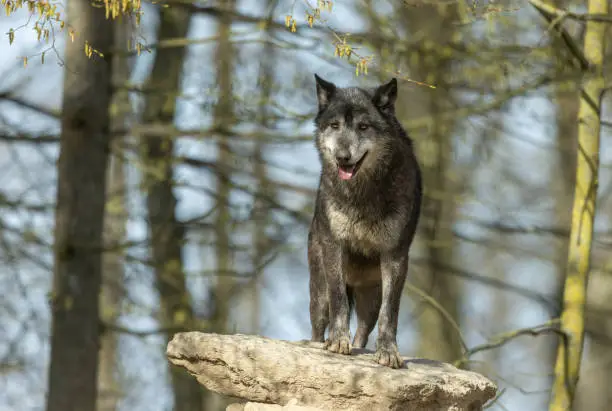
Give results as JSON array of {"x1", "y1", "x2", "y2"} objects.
[
  {"x1": 528, "y1": 0, "x2": 590, "y2": 70},
  {"x1": 456, "y1": 320, "x2": 566, "y2": 367},
  {"x1": 529, "y1": 0, "x2": 612, "y2": 23},
  {"x1": 404, "y1": 282, "x2": 469, "y2": 353},
  {"x1": 101, "y1": 321, "x2": 203, "y2": 337}
]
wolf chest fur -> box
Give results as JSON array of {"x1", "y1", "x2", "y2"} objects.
[{"x1": 325, "y1": 200, "x2": 407, "y2": 257}]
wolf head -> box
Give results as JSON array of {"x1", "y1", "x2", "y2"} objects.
[{"x1": 313, "y1": 74, "x2": 401, "y2": 182}]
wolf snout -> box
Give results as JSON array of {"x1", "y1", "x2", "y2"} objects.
[{"x1": 334, "y1": 148, "x2": 352, "y2": 165}]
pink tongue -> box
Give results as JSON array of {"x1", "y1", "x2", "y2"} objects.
[{"x1": 338, "y1": 166, "x2": 355, "y2": 180}]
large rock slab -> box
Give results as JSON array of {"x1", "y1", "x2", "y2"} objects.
[{"x1": 167, "y1": 332, "x2": 496, "y2": 411}]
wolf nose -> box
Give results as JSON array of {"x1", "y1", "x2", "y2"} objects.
[{"x1": 335, "y1": 150, "x2": 351, "y2": 164}]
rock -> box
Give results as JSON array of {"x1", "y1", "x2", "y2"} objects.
[
  {"x1": 227, "y1": 399, "x2": 325, "y2": 410},
  {"x1": 167, "y1": 332, "x2": 497, "y2": 411},
  {"x1": 226, "y1": 404, "x2": 246, "y2": 411}
]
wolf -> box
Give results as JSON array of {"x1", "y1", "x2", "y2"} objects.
[{"x1": 307, "y1": 74, "x2": 422, "y2": 369}]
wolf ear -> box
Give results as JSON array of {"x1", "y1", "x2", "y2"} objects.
[
  {"x1": 373, "y1": 78, "x2": 398, "y2": 111},
  {"x1": 314, "y1": 74, "x2": 336, "y2": 110}
]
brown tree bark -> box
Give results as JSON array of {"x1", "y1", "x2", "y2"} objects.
[
  {"x1": 206, "y1": 4, "x2": 237, "y2": 409},
  {"x1": 212, "y1": 0, "x2": 237, "y2": 335},
  {"x1": 140, "y1": 5, "x2": 204, "y2": 411},
  {"x1": 46, "y1": 1, "x2": 114, "y2": 410},
  {"x1": 395, "y1": 2, "x2": 464, "y2": 363},
  {"x1": 97, "y1": 16, "x2": 133, "y2": 411},
  {"x1": 247, "y1": 0, "x2": 279, "y2": 335}
]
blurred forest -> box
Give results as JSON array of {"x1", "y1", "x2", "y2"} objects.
[{"x1": 0, "y1": 0, "x2": 611, "y2": 410}]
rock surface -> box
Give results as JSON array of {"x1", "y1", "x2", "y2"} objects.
[
  {"x1": 226, "y1": 399, "x2": 326, "y2": 411},
  {"x1": 166, "y1": 332, "x2": 497, "y2": 411}
]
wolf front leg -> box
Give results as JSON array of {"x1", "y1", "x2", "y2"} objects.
[
  {"x1": 322, "y1": 243, "x2": 352, "y2": 355},
  {"x1": 375, "y1": 252, "x2": 409, "y2": 368},
  {"x1": 308, "y1": 231, "x2": 329, "y2": 342}
]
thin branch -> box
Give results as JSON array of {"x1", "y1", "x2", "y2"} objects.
[
  {"x1": 0, "y1": 133, "x2": 59, "y2": 144},
  {"x1": 529, "y1": 0, "x2": 612, "y2": 23},
  {"x1": 0, "y1": 94, "x2": 60, "y2": 119},
  {"x1": 411, "y1": 258, "x2": 558, "y2": 312},
  {"x1": 528, "y1": 0, "x2": 590, "y2": 70},
  {"x1": 456, "y1": 320, "x2": 564, "y2": 366},
  {"x1": 404, "y1": 282, "x2": 469, "y2": 353},
  {"x1": 161, "y1": 0, "x2": 327, "y2": 34},
  {"x1": 404, "y1": 74, "x2": 567, "y2": 131},
  {"x1": 178, "y1": 155, "x2": 315, "y2": 196},
  {"x1": 101, "y1": 321, "x2": 198, "y2": 337}
]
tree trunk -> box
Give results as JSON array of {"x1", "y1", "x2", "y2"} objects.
[
  {"x1": 211, "y1": 0, "x2": 237, "y2": 347},
  {"x1": 549, "y1": 16, "x2": 579, "y2": 409},
  {"x1": 548, "y1": 0, "x2": 608, "y2": 407},
  {"x1": 46, "y1": 1, "x2": 114, "y2": 410},
  {"x1": 572, "y1": 9, "x2": 612, "y2": 411},
  {"x1": 97, "y1": 15, "x2": 133, "y2": 411},
  {"x1": 395, "y1": 2, "x2": 463, "y2": 363},
  {"x1": 575, "y1": 264, "x2": 612, "y2": 411},
  {"x1": 208, "y1": 3, "x2": 237, "y2": 409},
  {"x1": 247, "y1": 0, "x2": 279, "y2": 335},
  {"x1": 140, "y1": 5, "x2": 204, "y2": 411}
]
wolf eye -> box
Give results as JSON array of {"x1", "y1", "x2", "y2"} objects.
[
  {"x1": 358, "y1": 123, "x2": 369, "y2": 131},
  {"x1": 330, "y1": 122, "x2": 340, "y2": 129}
]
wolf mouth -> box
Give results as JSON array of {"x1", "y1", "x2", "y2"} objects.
[{"x1": 338, "y1": 152, "x2": 368, "y2": 180}]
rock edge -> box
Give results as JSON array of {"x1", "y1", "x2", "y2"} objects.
[{"x1": 166, "y1": 332, "x2": 497, "y2": 411}]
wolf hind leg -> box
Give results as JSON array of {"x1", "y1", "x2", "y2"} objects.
[
  {"x1": 353, "y1": 283, "x2": 382, "y2": 348},
  {"x1": 308, "y1": 234, "x2": 329, "y2": 342}
]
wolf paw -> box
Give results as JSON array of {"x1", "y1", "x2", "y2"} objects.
[
  {"x1": 374, "y1": 343, "x2": 403, "y2": 369},
  {"x1": 324, "y1": 335, "x2": 352, "y2": 355}
]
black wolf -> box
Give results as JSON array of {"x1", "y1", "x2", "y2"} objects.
[{"x1": 307, "y1": 74, "x2": 422, "y2": 368}]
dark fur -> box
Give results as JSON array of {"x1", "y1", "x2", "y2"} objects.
[{"x1": 308, "y1": 74, "x2": 422, "y2": 368}]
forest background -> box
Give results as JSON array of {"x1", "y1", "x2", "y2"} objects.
[{"x1": 0, "y1": 0, "x2": 611, "y2": 410}]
